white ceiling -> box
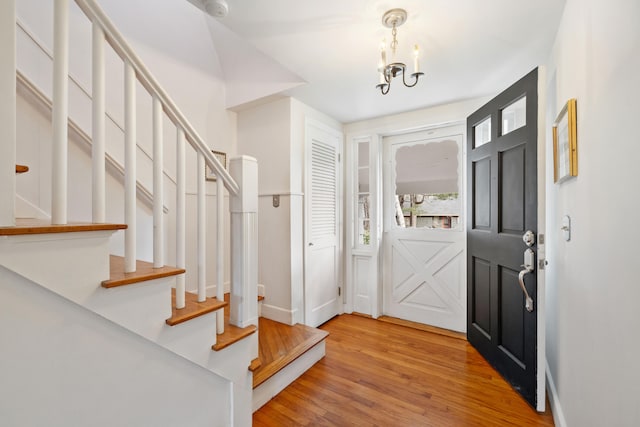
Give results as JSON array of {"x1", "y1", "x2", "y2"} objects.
[{"x1": 190, "y1": 0, "x2": 566, "y2": 124}]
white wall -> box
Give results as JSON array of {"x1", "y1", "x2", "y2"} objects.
[
  {"x1": 0, "y1": 267, "x2": 231, "y2": 427},
  {"x1": 544, "y1": 1, "x2": 640, "y2": 426},
  {"x1": 237, "y1": 97, "x2": 343, "y2": 324},
  {"x1": 237, "y1": 98, "x2": 294, "y2": 322}
]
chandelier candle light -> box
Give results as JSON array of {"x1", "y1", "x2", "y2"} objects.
[{"x1": 376, "y1": 8, "x2": 424, "y2": 95}]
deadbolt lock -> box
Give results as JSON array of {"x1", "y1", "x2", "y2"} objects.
[{"x1": 522, "y1": 230, "x2": 535, "y2": 247}]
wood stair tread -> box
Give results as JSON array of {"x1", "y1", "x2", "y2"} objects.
[
  {"x1": 252, "y1": 317, "x2": 329, "y2": 389},
  {"x1": 102, "y1": 255, "x2": 185, "y2": 288},
  {"x1": 0, "y1": 219, "x2": 127, "y2": 236},
  {"x1": 249, "y1": 357, "x2": 262, "y2": 372},
  {"x1": 212, "y1": 323, "x2": 257, "y2": 351},
  {"x1": 166, "y1": 289, "x2": 228, "y2": 326},
  {"x1": 211, "y1": 292, "x2": 258, "y2": 351},
  {"x1": 15, "y1": 164, "x2": 29, "y2": 174}
]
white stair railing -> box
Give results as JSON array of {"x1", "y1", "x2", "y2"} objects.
[
  {"x1": 46, "y1": 0, "x2": 258, "y2": 336},
  {"x1": 0, "y1": 0, "x2": 16, "y2": 227},
  {"x1": 52, "y1": 0, "x2": 69, "y2": 225}
]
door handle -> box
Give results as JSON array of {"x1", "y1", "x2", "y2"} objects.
[
  {"x1": 518, "y1": 248, "x2": 535, "y2": 312},
  {"x1": 518, "y1": 268, "x2": 534, "y2": 312}
]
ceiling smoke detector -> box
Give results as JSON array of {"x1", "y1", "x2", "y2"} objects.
[{"x1": 204, "y1": 0, "x2": 229, "y2": 18}]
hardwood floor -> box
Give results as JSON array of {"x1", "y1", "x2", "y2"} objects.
[{"x1": 253, "y1": 314, "x2": 555, "y2": 426}]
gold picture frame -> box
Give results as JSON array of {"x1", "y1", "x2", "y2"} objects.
[
  {"x1": 553, "y1": 98, "x2": 578, "y2": 183},
  {"x1": 205, "y1": 150, "x2": 227, "y2": 181}
]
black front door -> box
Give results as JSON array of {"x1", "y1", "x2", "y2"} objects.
[{"x1": 466, "y1": 68, "x2": 539, "y2": 408}]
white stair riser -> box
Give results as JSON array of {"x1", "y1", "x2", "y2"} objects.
[
  {"x1": 0, "y1": 231, "x2": 113, "y2": 299},
  {"x1": 252, "y1": 340, "x2": 326, "y2": 412}
]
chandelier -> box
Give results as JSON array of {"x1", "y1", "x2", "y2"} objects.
[{"x1": 376, "y1": 9, "x2": 424, "y2": 95}]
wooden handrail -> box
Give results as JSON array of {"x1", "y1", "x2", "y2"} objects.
[{"x1": 73, "y1": 0, "x2": 239, "y2": 195}]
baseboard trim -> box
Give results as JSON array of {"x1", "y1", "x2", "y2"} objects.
[
  {"x1": 261, "y1": 304, "x2": 296, "y2": 325},
  {"x1": 546, "y1": 360, "x2": 568, "y2": 427}
]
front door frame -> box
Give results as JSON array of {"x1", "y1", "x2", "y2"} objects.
[{"x1": 343, "y1": 89, "x2": 546, "y2": 412}]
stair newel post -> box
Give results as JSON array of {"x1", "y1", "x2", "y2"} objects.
[
  {"x1": 175, "y1": 127, "x2": 186, "y2": 309},
  {"x1": 197, "y1": 151, "x2": 207, "y2": 302},
  {"x1": 152, "y1": 95, "x2": 164, "y2": 268},
  {"x1": 91, "y1": 20, "x2": 106, "y2": 224},
  {"x1": 0, "y1": 0, "x2": 16, "y2": 227},
  {"x1": 229, "y1": 156, "x2": 259, "y2": 335},
  {"x1": 216, "y1": 176, "x2": 224, "y2": 334},
  {"x1": 52, "y1": 0, "x2": 69, "y2": 225},
  {"x1": 124, "y1": 60, "x2": 136, "y2": 273}
]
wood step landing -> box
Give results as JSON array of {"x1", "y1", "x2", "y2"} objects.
[
  {"x1": 252, "y1": 318, "x2": 329, "y2": 389},
  {"x1": 15, "y1": 164, "x2": 29, "y2": 174},
  {"x1": 102, "y1": 255, "x2": 185, "y2": 288},
  {"x1": 0, "y1": 218, "x2": 126, "y2": 236}
]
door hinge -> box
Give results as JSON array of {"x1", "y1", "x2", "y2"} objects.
[
  {"x1": 338, "y1": 287, "x2": 341, "y2": 297},
  {"x1": 337, "y1": 153, "x2": 341, "y2": 162}
]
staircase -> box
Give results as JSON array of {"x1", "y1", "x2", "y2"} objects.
[
  {"x1": 1, "y1": 1, "x2": 258, "y2": 425},
  {"x1": 1, "y1": 1, "x2": 331, "y2": 424}
]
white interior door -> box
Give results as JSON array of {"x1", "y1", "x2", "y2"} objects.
[
  {"x1": 305, "y1": 120, "x2": 342, "y2": 327},
  {"x1": 383, "y1": 126, "x2": 466, "y2": 332}
]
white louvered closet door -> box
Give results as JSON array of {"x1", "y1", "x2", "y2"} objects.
[{"x1": 305, "y1": 121, "x2": 342, "y2": 327}]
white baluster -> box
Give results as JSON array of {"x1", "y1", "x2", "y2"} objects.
[
  {"x1": 91, "y1": 21, "x2": 105, "y2": 223},
  {"x1": 0, "y1": 0, "x2": 16, "y2": 227},
  {"x1": 216, "y1": 176, "x2": 224, "y2": 334},
  {"x1": 52, "y1": 0, "x2": 69, "y2": 225},
  {"x1": 175, "y1": 128, "x2": 186, "y2": 309},
  {"x1": 124, "y1": 60, "x2": 136, "y2": 273},
  {"x1": 197, "y1": 152, "x2": 206, "y2": 302},
  {"x1": 152, "y1": 94, "x2": 164, "y2": 268}
]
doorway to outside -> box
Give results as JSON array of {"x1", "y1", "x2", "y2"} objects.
[{"x1": 382, "y1": 125, "x2": 466, "y2": 332}]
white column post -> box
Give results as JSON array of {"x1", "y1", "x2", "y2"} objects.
[
  {"x1": 197, "y1": 152, "x2": 206, "y2": 302},
  {"x1": 0, "y1": 0, "x2": 16, "y2": 227},
  {"x1": 52, "y1": 0, "x2": 69, "y2": 224},
  {"x1": 229, "y1": 156, "x2": 258, "y2": 329},
  {"x1": 152, "y1": 95, "x2": 164, "y2": 268},
  {"x1": 216, "y1": 176, "x2": 225, "y2": 333},
  {"x1": 124, "y1": 60, "x2": 136, "y2": 272},
  {"x1": 91, "y1": 21, "x2": 106, "y2": 223},
  {"x1": 175, "y1": 128, "x2": 186, "y2": 309}
]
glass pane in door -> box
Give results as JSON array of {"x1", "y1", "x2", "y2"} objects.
[{"x1": 394, "y1": 139, "x2": 460, "y2": 229}]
